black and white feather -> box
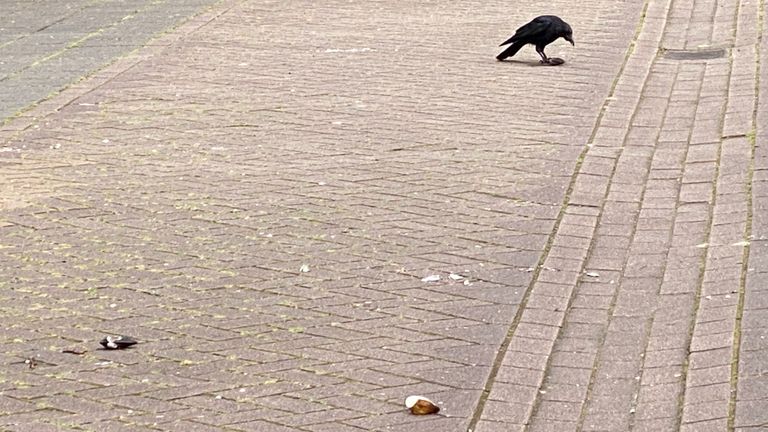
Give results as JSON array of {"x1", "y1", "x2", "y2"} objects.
[{"x1": 100, "y1": 335, "x2": 138, "y2": 350}]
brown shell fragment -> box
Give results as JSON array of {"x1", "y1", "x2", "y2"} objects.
[{"x1": 405, "y1": 395, "x2": 440, "y2": 415}]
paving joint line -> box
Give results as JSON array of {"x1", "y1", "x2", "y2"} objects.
[{"x1": 727, "y1": 0, "x2": 763, "y2": 426}]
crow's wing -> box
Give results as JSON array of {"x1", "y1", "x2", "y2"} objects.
[{"x1": 499, "y1": 16, "x2": 553, "y2": 46}]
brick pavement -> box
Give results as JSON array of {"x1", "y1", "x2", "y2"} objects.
[{"x1": 0, "y1": 0, "x2": 765, "y2": 431}]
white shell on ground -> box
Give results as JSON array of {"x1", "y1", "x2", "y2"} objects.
[{"x1": 405, "y1": 395, "x2": 431, "y2": 408}]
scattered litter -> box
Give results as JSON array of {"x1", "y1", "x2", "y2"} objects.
[
  {"x1": 24, "y1": 357, "x2": 37, "y2": 370},
  {"x1": 324, "y1": 47, "x2": 373, "y2": 53},
  {"x1": 519, "y1": 267, "x2": 535, "y2": 273},
  {"x1": 732, "y1": 240, "x2": 750, "y2": 246},
  {"x1": 100, "y1": 335, "x2": 138, "y2": 350},
  {"x1": 463, "y1": 280, "x2": 472, "y2": 286},
  {"x1": 405, "y1": 395, "x2": 440, "y2": 415},
  {"x1": 299, "y1": 264, "x2": 310, "y2": 273},
  {"x1": 541, "y1": 266, "x2": 559, "y2": 272},
  {"x1": 448, "y1": 274, "x2": 463, "y2": 280},
  {"x1": 695, "y1": 243, "x2": 708, "y2": 248},
  {"x1": 585, "y1": 271, "x2": 600, "y2": 278},
  {"x1": 421, "y1": 275, "x2": 440, "y2": 283}
]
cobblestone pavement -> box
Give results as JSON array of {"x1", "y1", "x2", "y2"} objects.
[{"x1": 0, "y1": 0, "x2": 765, "y2": 431}]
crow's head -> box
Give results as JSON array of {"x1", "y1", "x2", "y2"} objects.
[{"x1": 563, "y1": 25, "x2": 575, "y2": 46}]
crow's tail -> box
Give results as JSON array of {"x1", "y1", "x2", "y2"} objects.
[{"x1": 496, "y1": 42, "x2": 524, "y2": 61}]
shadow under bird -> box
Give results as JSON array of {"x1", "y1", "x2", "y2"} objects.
[{"x1": 496, "y1": 15, "x2": 574, "y2": 64}]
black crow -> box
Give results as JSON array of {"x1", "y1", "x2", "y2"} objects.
[{"x1": 497, "y1": 15, "x2": 574, "y2": 63}]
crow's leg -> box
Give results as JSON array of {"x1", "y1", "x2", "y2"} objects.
[{"x1": 536, "y1": 47, "x2": 550, "y2": 64}]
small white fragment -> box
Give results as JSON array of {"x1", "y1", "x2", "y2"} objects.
[
  {"x1": 404, "y1": 395, "x2": 433, "y2": 408},
  {"x1": 214, "y1": 395, "x2": 222, "y2": 400},
  {"x1": 421, "y1": 275, "x2": 440, "y2": 283},
  {"x1": 102, "y1": 139, "x2": 110, "y2": 144},
  {"x1": 463, "y1": 280, "x2": 472, "y2": 286},
  {"x1": 695, "y1": 243, "x2": 709, "y2": 248},
  {"x1": 324, "y1": 47, "x2": 372, "y2": 53},
  {"x1": 448, "y1": 273, "x2": 463, "y2": 280},
  {"x1": 299, "y1": 264, "x2": 310, "y2": 273},
  {"x1": 732, "y1": 240, "x2": 750, "y2": 246},
  {"x1": 585, "y1": 271, "x2": 600, "y2": 278},
  {"x1": 109, "y1": 303, "x2": 117, "y2": 308}
]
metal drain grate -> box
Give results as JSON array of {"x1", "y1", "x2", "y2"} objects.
[{"x1": 661, "y1": 48, "x2": 727, "y2": 60}]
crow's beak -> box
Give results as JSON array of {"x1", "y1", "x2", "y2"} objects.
[{"x1": 568, "y1": 37, "x2": 575, "y2": 46}]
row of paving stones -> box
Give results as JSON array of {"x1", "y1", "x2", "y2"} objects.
[{"x1": 739, "y1": 0, "x2": 768, "y2": 427}]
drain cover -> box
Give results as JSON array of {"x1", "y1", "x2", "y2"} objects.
[{"x1": 662, "y1": 48, "x2": 727, "y2": 60}]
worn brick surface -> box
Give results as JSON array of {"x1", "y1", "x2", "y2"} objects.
[{"x1": 0, "y1": 0, "x2": 765, "y2": 430}]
